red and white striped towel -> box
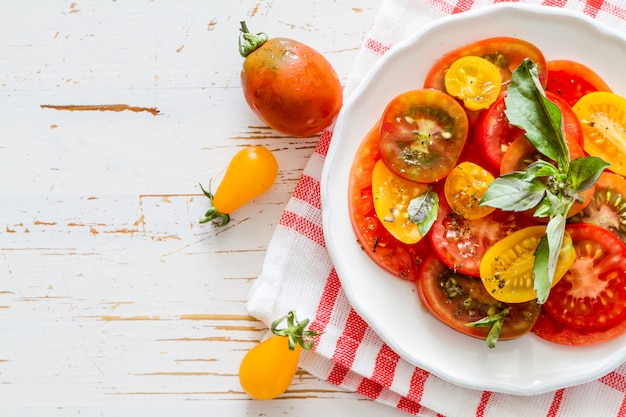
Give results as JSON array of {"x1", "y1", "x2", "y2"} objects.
[{"x1": 247, "y1": 0, "x2": 626, "y2": 415}]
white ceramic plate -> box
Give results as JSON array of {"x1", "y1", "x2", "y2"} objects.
[{"x1": 321, "y1": 4, "x2": 626, "y2": 395}]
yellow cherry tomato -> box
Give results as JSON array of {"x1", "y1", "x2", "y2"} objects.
[
  {"x1": 479, "y1": 226, "x2": 576, "y2": 303},
  {"x1": 444, "y1": 161, "x2": 496, "y2": 220},
  {"x1": 444, "y1": 56, "x2": 502, "y2": 111},
  {"x1": 372, "y1": 159, "x2": 430, "y2": 244},
  {"x1": 573, "y1": 91, "x2": 626, "y2": 176},
  {"x1": 239, "y1": 336, "x2": 301, "y2": 400},
  {"x1": 239, "y1": 311, "x2": 320, "y2": 400},
  {"x1": 200, "y1": 145, "x2": 278, "y2": 226}
]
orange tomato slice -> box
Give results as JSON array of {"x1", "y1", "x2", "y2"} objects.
[
  {"x1": 444, "y1": 161, "x2": 495, "y2": 220},
  {"x1": 573, "y1": 91, "x2": 626, "y2": 176}
]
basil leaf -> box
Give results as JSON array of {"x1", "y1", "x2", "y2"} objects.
[
  {"x1": 534, "y1": 190, "x2": 573, "y2": 219},
  {"x1": 533, "y1": 235, "x2": 550, "y2": 304},
  {"x1": 480, "y1": 172, "x2": 546, "y2": 211},
  {"x1": 465, "y1": 307, "x2": 510, "y2": 348},
  {"x1": 525, "y1": 159, "x2": 560, "y2": 179},
  {"x1": 569, "y1": 156, "x2": 611, "y2": 193},
  {"x1": 504, "y1": 59, "x2": 570, "y2": 170},
  {"x1": 533, "y1": 214, "x2": 566, "y2": 304},
  {"x1": 533, "y1": 196, "x2": 554, "y2": 218},
  {"x1": 408, "y1": 188, "x2": 439, "y2": 237}
]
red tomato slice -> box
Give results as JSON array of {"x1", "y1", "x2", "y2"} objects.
[
  {"x1": 532, "y1": 308, "x2": 626, "y2": 346},
  {"x1": 429, "y1": 192, "x2": 531, "y2": 277},
  {"x1": 499, "y1": 92, "x2": 593, "y2": 218},
  {"x1": 543, "y1": 223, "x2": 626, "y2": 330},
  {"x1": 424, "y1": 37, "x2": 548, "y2": 92},
  {"x1": 473, "y1": 92, "x2": 526, "y2": 173},
  {"x1": 475, "y1": 91, "x2": 583, "y2": 175},
  {"x1": 379, "y1": 89, "x2": 469, "y2": 183},
  {"x1": 546, "y1": 59, "x2": 612, "y2": 108},
  {"x1": 417, "y1": 254, "x2": 541, "y2": 341},
  {"x1": 348, "y1": 121, "x2": 433, "y2": 281},
  {"x1": 570, "y1": 171, "x2": 626, "y2": 244}
]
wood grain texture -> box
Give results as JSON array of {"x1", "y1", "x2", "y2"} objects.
[{"x1": 0, "y1": 1, "x2": 410, "y2": 416}]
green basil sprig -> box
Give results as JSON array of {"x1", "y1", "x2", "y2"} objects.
[{"x1": 479, "y1": 59, "x2": 610, "y2": 304}]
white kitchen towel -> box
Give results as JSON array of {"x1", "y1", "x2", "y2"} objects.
[{"x1": 247, "y1": 0, "x2": 626, "y2": 416}]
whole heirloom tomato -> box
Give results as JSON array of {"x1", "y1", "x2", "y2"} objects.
[{"x1": 238, "y1": 21, "x2": 343, "y2": 137}]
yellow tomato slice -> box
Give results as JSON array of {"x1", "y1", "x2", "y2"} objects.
[
  {"x1": 573, "y1": 91, "x2": 626, "y2": 176},
  {"x1": 444, "y1": 56, "x2": 502, "y2": 111},
  {"x1": 480, "y1": 226, "x2": 576, "y2": 303},
  {"x1": 372, "y1": 159, "x2": 429, "y2": 244},
  {"x1": 444, "y1": 161, "x2": 495, "y2": 220}
]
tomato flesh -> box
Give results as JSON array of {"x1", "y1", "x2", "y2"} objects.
[
  {"x1": 573, "y1": 91, "x2": 626, "y2": 177},
  {"x1": 418, "y1": 255, "x2": 541, "y2": 340},
  {"x1": 424, "y1": 37, "x2": 548, "y2": 92},
  {"x1": 379, "y1": 89, "x2": 469, "y2": 183},
  {"x1": 473, "y1": 92, "x2": 526, "y2": 172},
  {"x1": 499, "y1": 93, "x2": 593, "y2": 218},
  {"x1": 533, "y1": 308, "x2": 626, "y2": 346},
  {"x1": 372, "y1": 159, "x2": 429, "y2": 244},
  {"x1": 444, "y1": 161, "x2": 495, "y2": 220},
  {"x1": 347, "y1": 37, "x2": 626, "y2": 348},
  {"x1": 546, "y1": 59, "x2": 612, "y2": 108},
  {"x1": 429, "y1": 194, "x2": 530, "y2": 277},
  {"x1": 349, "y1": 122, "x2": 433, "y2": 281},
  {"x1": 570, "y1": 171, "x2": 626, "y2": 244},
  {"x1": 479, "y1": 226, "x2": 576, "y2": 303},
  {"x1": 543, "y1": 223, "x2": 626, "y2": 330},
  {"x1": 444, "y1": 56, "x2": 502, "y2": 111}
]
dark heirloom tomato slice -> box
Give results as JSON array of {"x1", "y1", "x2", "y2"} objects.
[
  {"x1": 543, "y1": 223, "x2": 626, "y2": 330},
  {"x1": 546, "y1": 59, "x2": 612, "y2": 108},
  {"x1": 417, "y1": 255, "x2": 541, "y2": 341},
  {"x1": 423, "y1": 37, "x2": 548, "y2": 92},
  {"x1": 348, "y1": 121, "x2": 433, "y2": 281},
  {"x1": 429, "y1": 193, "x2": 531, "y2": 277},
  {"x1": 379, "y1": 89, "x2": 469, "y2": 183},
  {"x1": 570, "y1": 171, "x2": 626, "y2": 244}
]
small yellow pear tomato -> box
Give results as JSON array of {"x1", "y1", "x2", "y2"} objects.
[
  {"x1": 239, "y1": 311, "x2": 320, "y2": 400},
  {"x1": 199, "y1": 145, "x2": 278, "y2": 226}
]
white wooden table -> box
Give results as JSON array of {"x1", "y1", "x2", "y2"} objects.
[{"x1": 1, "y1": 1, "x2": 412, "y2": 416}]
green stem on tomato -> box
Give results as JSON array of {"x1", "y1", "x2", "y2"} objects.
[
  {"x1": 198, "y1": 182, "x2": 230, "y2": 227},
  {"x1": 271, "y1": 311, "x2": 322, "y2": 351},
  {"x1": 238, "y1": 21, "x2": 269, "y2": 57}
]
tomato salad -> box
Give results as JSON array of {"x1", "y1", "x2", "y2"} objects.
[{"x1": 349, "y1": 37, "x2": 626, "y2": 348}]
